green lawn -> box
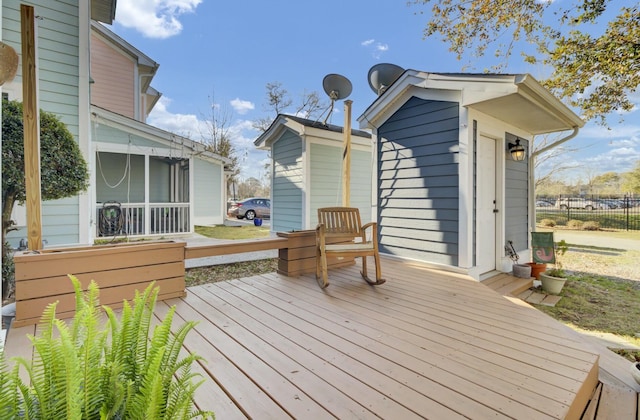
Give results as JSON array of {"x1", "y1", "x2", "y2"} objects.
[{"x1": 195, "y1": 224, "x2": 271, "y2": 240}]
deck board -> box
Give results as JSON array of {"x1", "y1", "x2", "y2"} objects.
[
  {"x1": 3, "y1": 258, "x2": 601, "y2": 419},
  {"x1": 248, "y1": 271, "x2": 583, "y2": 415}
]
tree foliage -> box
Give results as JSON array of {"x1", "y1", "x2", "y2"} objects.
[
  {"x1": 252, "y1": 81, "x2": 327, "y2": 132},
  {"x1": 200, "y1": 93, "x2": 240, "y2": 190},
  {"x1": 2, "y1": 99, "x2": 89, "y2": 240},
  {"x1": 411, "y1": 0, "x2": 639, "y2": 123},
  {"x1": 622, "y1": 160, "x2": 640, "y2": 193},
  {"x1": 236, "y1": 176, "x2": 269, "y2": 199}
]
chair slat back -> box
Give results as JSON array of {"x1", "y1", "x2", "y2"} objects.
[{"x1": 317, "y1": 207, "x2": 362, "y2": 238}]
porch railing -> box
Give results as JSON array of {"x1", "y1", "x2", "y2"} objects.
[{"x1": 96, "y1": 202, "x2": 190, "y2": 237}]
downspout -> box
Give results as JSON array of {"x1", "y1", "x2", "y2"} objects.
[
  {"x1": 531, "y1": 126, "x2": 580, "y2": 158},
  {"x1": 529, "y1": 126, "x2": 580, "y2": 233}
]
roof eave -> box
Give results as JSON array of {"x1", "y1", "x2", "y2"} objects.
[{"x1": 91, "y1": 0, "x2": 117, "y2": 24}]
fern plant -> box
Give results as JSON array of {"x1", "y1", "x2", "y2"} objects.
[{"x1": 0, "y1": 276, "x2": 214, "y2": 419}]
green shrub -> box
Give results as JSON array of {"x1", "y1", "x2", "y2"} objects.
[
  {"x1": 583, "y1": 221, "x2": 601, "y2": 231},
  {"x1": 0, "y1": 277, "x2": 214, "y2": 419},
  {"x1": 567, "y1": 220, "x2": 584, "y2": 230},
  {"x1": 1, "y1": 241, "x2": 14, "y2": 301},
  {"x1": 540, "y1": 218, "x2": 557, "y2": 227}
]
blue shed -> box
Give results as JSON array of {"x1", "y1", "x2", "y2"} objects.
[{"x1": 358, "y1": 71, "x2": 584, "y2": 279}]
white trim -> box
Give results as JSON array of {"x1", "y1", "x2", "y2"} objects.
[
  {"x1": 358, "y1": 71, "x2": 584, "y2": 135},
  {"x1": 91, "y1": 106, "x2": 230, "y2": 165},
  {"x1": 78, "y1": 0, "x2": 92, "y2": 244},
  {"x1": 457, "y1": 105, "x2": 472, "y2": 269},
  {"x1": 144, "y1": 154, "x2": 150, "y2": 234},
  {"x1": 189, "y1": 156, "x2": 195, "y2": 232},
  {"x1": 302, "y1": 135, "x2": 310, "y2": 229}
]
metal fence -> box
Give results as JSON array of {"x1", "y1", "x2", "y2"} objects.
[{"x1": 535, "y1": 195, "x2": 640, "y2": 231}]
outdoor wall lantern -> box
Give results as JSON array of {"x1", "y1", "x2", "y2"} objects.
[{"x1": 508, "y1": 138, "x2": 526, "y2": 161}]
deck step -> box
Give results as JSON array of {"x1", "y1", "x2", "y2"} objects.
[
  {"x1": 581, "y1": 382, "x2": 639, "y2": 419},
  {"x1": 483, "y1": 274, "x2": 533, "y2": 297}
]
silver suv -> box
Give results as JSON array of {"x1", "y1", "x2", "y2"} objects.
[{"x1": 555, "y1": 197, "x2": 603, "y2": 211}]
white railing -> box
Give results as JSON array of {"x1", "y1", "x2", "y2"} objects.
[
  {"x1": 150, "y1": 203, "x2": 190, "y2": 235},
  {"x1": 96, "y1": 202, "x2": 190, "y2": 237}
]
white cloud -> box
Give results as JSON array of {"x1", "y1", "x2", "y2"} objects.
[
  {"x1": 230, "y1": 98, "x2": 255, "y2": 115},
  {"x1": 147, "y1": 96, "x2": 203, "y2": 137},
  {"x1": 115, "y1": 0, "x2": 202, "y2": 39},
  {"x1": 148, "y1": 97, "x2": 267, "y2": 180},
  {"x1": 361, "y1": 38, "x2": 389, "y2": 59}
]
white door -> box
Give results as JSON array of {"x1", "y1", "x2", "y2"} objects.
[{"x1": 477, "y1": 136, "x2": 497, "y2": 274}]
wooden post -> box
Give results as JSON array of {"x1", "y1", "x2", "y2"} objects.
[
  {"x1": 342, "y1": 100, "x2": 352, "y2": 207},
  {"x1": 21, "y1": 5, "x2": 43, "y2": 250}
]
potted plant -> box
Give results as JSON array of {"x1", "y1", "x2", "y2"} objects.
[
  {"x1": 539, "y1": 239, "x2": 569, "y2": 294},
  {"x1": 505, "y1": 240, "x2": 531, "y2": 278}
]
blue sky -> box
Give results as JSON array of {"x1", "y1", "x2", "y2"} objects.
[{"x1": 109, "y1": 0, "x2": 640, "y2": 184}]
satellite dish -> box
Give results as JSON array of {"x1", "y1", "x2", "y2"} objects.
[
  {"x1": 367, "y1": 63, "x2": 404, "y2": 95},
  {"x1": 0, "y1": 42, "x2": 19, "y2": 86},
  {"x1": 321, "y1": 73, "x2": 352, "y2": 124},
  {"x1": 322, "y1": 73, "x2": 352, "y2": 101}
]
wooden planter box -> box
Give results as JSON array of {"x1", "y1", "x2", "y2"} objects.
[
  {"x1": 13, "y1": 241, "x2": 186, "y2": 327},
  {"x1": 276, "y1": 230, "x2": 354, "y2": 277}
]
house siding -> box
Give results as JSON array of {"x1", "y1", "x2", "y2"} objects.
[
  {"x1": 309, "y1": 143, "x2": 372, "y2": 226},
  {"x1": 93, "y1": 122, "x2": 162, "y2": 148},
  {"x1": 193, "y1": 158, "x2": 223, "y2": 225},
  {"x1": 149, "y1": 157, "x2": 171, "y2": 202},
  {"x1": 90, "y1": 33, "x2": 136, "y2": 119},
  {"x1": 504, "y1": 134, "x2": 529, "y2": 253},
  {"x1": 272, "y1": 130, "x2": 303, "y2": 232},
  {"x1": 3, "y1": 0, "x2": 82, "y2": 247},
  {"x1": 377, "y1": 97, "x2": 460, "y2": 266}
]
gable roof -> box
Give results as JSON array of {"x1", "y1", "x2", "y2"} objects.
[
  {"x1": 91, "y1": 105, "x2": 231, "y2": 167},
  {"x1": 254, "y1": 113, "x2": 371, "y2": 149},
  {"x1": 358, "y1": 70, "x2": 585, "y2": 135}
]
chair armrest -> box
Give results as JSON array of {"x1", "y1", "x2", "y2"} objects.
[{"x1": 360, "y1": 222, "x2": 377, "y2": 242}]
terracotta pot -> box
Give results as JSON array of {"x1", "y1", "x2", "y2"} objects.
[{"x1": 527, "y1": 262, "x2": 546, "y2": 279}]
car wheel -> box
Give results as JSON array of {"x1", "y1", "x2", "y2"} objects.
[
  {"x1": 560, "y1": 205, "x2": 568, "y2": 210},
  {"x1": 586, "y1": 205, "x2": 594, "y2": 211},
  {"x1": 245, "y1": 210, "x2": 256, "y2": 220}
]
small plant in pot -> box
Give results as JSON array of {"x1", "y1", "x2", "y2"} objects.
[
  {"x1": 539, "y1": 239, "x2": 568, "y2": 294},
  {"x1": 505, "y1": 240, "x2": 531, "y2": 278}
]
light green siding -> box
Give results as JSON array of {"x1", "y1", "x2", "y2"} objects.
[
  {"x1": 3, "y1": 0, "x2": 82, "y2": 247},
  {"x1": 310, "y1": 143, "x2": 372, "y2": 226},
  {"x1": 194, "y1": 158, "x2": 223, "y2": 223},
  {"x1": 93, "y1": 123, "x2": 164, "y2": 148},
  {"x1": 272, "y1": 131, "x2": 303, "y2": 232}
]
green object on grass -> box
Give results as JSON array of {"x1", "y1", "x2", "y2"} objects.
[{"x1": 532, "y1": 232, "x2": 556, "y2": 264}]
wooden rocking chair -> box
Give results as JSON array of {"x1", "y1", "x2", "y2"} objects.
[{"x1": 315, "y1": 207, "x2": 385, "y2": 289}]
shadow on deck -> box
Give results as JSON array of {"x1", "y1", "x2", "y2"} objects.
[{"x1": 6, "y1": 258, "x2": 604, "y2": 418}]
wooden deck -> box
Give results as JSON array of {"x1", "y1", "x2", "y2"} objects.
[{"x1": 6, "y1": 258, "x2": 601, "y2": 419}]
